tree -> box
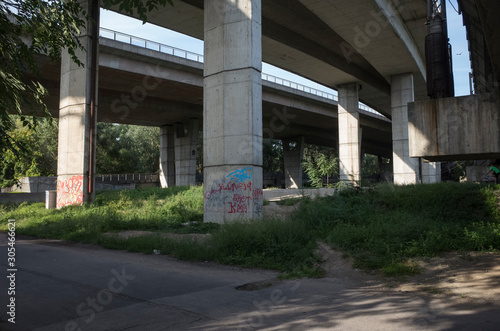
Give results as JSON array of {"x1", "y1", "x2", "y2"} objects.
[
  {"x1": 125, "y1": 125, "x2": 159, "y2": 173},
  {"x1": 362, "y1": 154, "x2": 379, "y2": 178},
  {"x1": 302, "y1": 144, "x2": 339, "y2": 187},
  {"x1": 263, "y1": 139, "x2": 283, "y2": 173},
  {"x1": 0, "y1": 0, "x2": 171, "y2": 154},
  {"x1": 1, "y1": 0, "x2": 86, "y2": 152},
  {"x1": 0, "y1": 116, "x2": 58, "y2": 187},
  {"x1": 96, "y1": 123, "x2": 159, "y2": 174}
]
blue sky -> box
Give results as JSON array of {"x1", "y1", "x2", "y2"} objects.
[{"x1": 100, "y1": 0, "x2": 471, "y2": 97}]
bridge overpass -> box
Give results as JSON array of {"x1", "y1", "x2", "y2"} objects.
[
  {"x1": 32, "y1": 28, "x2": 395, "y2": 192},
  {"x1": 35, "y1": 28, "x2": 392, "y2": 154},
  {"x1": 54, "y1": 0, "x2": 443, "y2": 222}
]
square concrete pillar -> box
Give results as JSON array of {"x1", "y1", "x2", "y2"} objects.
[
  {"x1": 56, "y1": 0, "x2": 99, "y2": 208},
  {"x1": 421, "y1": 161, "x2": 441, "y2": 184},
  {"x1": 159, "y1": 125, "x2": 175, "y2": 188},
  {"x1": 283, "y1": 137, "x2": 305, "y2": 189},
  {"x1": 338, "y1": 83, "x2": 361, "y2": 183},
  {"x1": 391, "y1": 74, "x2": 418, "y2": 185},
  {"x1": 203, "y1": 0, "x2": 263, "y2": 223},
  {"x1": 175, "y1": 119, "x2": 198, "y2": 186}
]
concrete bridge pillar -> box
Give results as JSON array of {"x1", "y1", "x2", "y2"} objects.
[
  {"x1": 421, "y1": 161, "x2": 441, "y2": 183},
  {"x1": 203, "y1": 0, "x2": 263, "y2": 223},
  {"x1": 159, "y1": 125, "x2": 175, "y2": 188},
  {"x1": 391, "y1": 73, "x2": 419, "y2": 184},
  {"x1": 56, "y1": 0, "x2": 99, "y2": 208},
  {"x1": 338, "y1": 83, "x2": 361, "y2": 184},
  {"x1": 283, "y1": 136, "x2": 305, "y2": 189},
  {"x1": 174, "y1": 119, "x2": 198, "y2": 186}
]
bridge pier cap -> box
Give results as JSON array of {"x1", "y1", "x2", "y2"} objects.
[{"x1": 203, "y1": 0, "x2": 264, "y2": 223}]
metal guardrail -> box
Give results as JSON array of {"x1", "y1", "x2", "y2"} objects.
[
  {"x1": 99, "y1": 27, "x2": 386, "y2": 119},
  {"x1": 261, "y1": 73, "x2": 337, "y2": 101},
  {"x1": 100, "y1": 27, "x2": 205, "y2": 62}
]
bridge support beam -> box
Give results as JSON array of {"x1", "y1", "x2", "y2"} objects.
[
  {"x1": 203, "y1": 0, "x2": 263, "y2": 223},
  {"x1": 175, "y1": 119, "x2": 198, "y2": 186},
  {"x1": 159, "y1": 125, "x2": 175, "y2": 188},
  {"x1": 391, "y1": 73, "x2": 419, "y2": 184},
  {"x1": 283, "y1": 136, "x2": 305, "y2": 189},
  {"x1": 56, "y1": 0, "x2": 99, "y2": 208},
  {"x1": 338, "y1": 83, "x2": 361, "y2": 184}
]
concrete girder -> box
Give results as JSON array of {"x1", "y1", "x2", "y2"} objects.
[
  {"x1": 372, "y1": 0, "x2": 426, "y2": 81},
  {"x1": 261, "y1": 18, "x2": 391, "y2": 96}
]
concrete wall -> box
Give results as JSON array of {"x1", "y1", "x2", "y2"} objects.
[
  {"x1": 5, "y1": 175, "x2": 159, "y2": 194},
  {"x1": 263, "y1": 188, "x2": 336, "y2": 202},
  {"x1": 0, "y1": 193, "x2": 45, "y2": 204},
  {"x1": 409, "y1": 92, "x2": 500, "y2": 161},
  {"x1": 9, "y1": 177, "x2": 57, "y2": 193}
]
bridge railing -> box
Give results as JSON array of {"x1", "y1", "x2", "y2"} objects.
[
  {"x1": 100, "y1": 27, "x2": 205, "y2": 63},
  {"x1": 99, "y1": 27, "x2": 387, "y2": 119},
  {"x1": 261, "y1": 73, "x2": 338, "y2": 101}
]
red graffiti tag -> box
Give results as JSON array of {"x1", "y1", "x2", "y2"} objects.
[
  {"x1": 57, "y1": 175, "x2": 84, "y2": 208},
  {"x1": 219, "y1": 181, "x2": 252, "y2": 192}
]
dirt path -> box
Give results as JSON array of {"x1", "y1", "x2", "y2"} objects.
[{"x1": 318, "y1": 240, "x2": 500, "y2": 307}]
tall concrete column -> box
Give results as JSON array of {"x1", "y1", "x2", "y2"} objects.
[
  {"x1": 159, "y1": 125, "x2": 175, "y2": 188},
  {"x1": 203, "y1": 0, "x2": 263, "y2": 223},
  {"x1": 338, "y1": 83, "x2": 361, "y2": 183},
  {"x1": 56, "y1": 0, "x2": 99, "y2": 208},
  {"x1": 174, "y1": 119, "x2": 198, "y2": 186},
  {"x1": 421, "y1": 161, "x2": 441, "y2": 183},
  {"x1": 283, "y1": 137, "x2": 305, "y2": 189},
  {"x1": 391, "y1": 73, "x2": 419, "y2": 184}
]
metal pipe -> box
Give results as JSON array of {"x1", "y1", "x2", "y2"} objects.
[{"x1": 88, "y1": 0, "x2": 99, "y2": 197}]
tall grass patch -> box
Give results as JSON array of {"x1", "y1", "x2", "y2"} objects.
[
  {"x1": 0, "y1": 186, "x2": 207, "y2": 242},
  {"x1": 2, "y1": 182, "x2": 499, "y2": 278},
  {"x1": 292, "y1": 182, "x2": 500, "y2": 274}
]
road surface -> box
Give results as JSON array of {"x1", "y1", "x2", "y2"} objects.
[{"x1": 0, "y1": 233, "x2": 499, "y2": 330}]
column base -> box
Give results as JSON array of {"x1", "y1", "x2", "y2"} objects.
[{"x1": 204, "y1": 166, "x2": 263, "y2": 223}]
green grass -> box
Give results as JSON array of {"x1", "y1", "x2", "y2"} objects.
[
  {"x1": 1, "y1": 182, "x2": 500, "y2": 278},
  {"x1": 0, "y1": 186, "x2": 209, "y2": 243},
  {"x1": 292, "y1": 182, "x2": 500, "y2": 274}
]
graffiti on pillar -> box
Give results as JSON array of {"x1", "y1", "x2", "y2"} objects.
[
  {"x1": 227, "y1": 167, "x2": 253, "y2": 183},
  {"x1": 205, "y1": 167, "x2": 263, "y2": 215},
  {"x1": 57, "y1": 175, "x2": 84, "y2": 208},
  {"x1": 204, "y1": 179, "x2": 225, "y2": 213}
]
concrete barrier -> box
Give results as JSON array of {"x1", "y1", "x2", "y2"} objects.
[
  {"x1": 263, "y1": 188, "x2": 336, "y2": 202},
  {"x1": 0, "y1": 193, "x2": 45, "y2": 204}
]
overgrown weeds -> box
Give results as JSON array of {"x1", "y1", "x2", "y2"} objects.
[
  {"x1": 1, "y1": 182, "x2": 499, "y2": 277},
  {"x1": 292, "y1": 182, "x2": 500, "y2": 274}
]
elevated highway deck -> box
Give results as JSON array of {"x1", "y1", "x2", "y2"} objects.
[{"x1": 31, "y1": 29, "x2": 392, "y2": 157}]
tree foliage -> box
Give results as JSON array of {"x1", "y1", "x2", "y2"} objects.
[
  {"x1": 303, "y1": 144, "x2": 339, "y2": 187},
  {"x1": 0, "y1": 0, "x2": 87, "y2": 151},
  {"x1": 101, "y1": 0, "x2": 173, "y2": 23},
  {"x1": 1, "y1": 0, "x2": 172, "y2": 159},
  {"x1": 96, "y1": 123, "x2": 159, "y2": 174},
  {"x1": 0, "y1": 117, "x2": 58, "y2": 187},
  {"x1": 263, "y1": 139, "x2": 283, "y2": 173}
]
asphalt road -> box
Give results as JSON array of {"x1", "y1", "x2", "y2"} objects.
[{"x1": 1, "y1": 232, "x2": 499, "y2": 330}]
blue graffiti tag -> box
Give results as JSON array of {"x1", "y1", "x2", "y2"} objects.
[{"x1": 227, "y1": 167, "x2": 253, "y2": 183}]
